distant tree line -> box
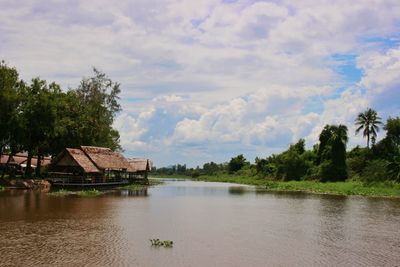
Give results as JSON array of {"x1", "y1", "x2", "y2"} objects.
[
  {"x1": 0, "y1": 61, "x2": 121, "y2": 177},
  {"x1": 154, "y1": 109, "x2": 400, "y2": 183}
]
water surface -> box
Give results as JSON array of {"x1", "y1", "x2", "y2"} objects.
[{"x1": 0, "y1": 180, "x2": 399, "y2": 266}]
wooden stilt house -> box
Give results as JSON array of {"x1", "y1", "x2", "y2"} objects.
[
  {"x1": 48, "y1": 146, "x2": 147, "y2": 186},
  {"x1": 128, "y1": 158, "x2": 152, "y2": 180}
]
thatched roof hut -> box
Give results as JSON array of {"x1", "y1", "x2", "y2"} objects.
[
  {"x1": 51, "y1": 146, "x2": 133, "y2": 174},
  {"x1": 0, "y1": 153, "x2": 51, "y2": 168},
  {"x1": 49, "y1": 146, "x2": 151, "y2": 185},
  {"x1": 52, "y1": 148, "x2": 101, "y2": 173},
  {"x1": 128, "y1": 158, "x2": 152, "y2": 172},
  {"x1": 0, "y1": 154, "x2": 17, "y2": 165},
  {"x1": 80, "y1": 146, "x2": 132, "y2": 171}
]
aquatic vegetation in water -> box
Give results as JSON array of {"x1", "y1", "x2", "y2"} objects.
[
  {"x1": 118, "y1": 179, "x2": 164, "y2": 190},
  {"x1": 150, "y1": 239, "x2": 173, "y2": 248},
  {"x1": 77, "y1": 189, "x2": 102, "y2": 197},
  {"x1": 48, "y1": 189, "x2": 70, "y2": 197},
  {"x1": 0, "y1": 186, "x2": 4, "y2": 192}
]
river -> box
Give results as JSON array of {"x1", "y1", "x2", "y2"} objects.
[{"x1": 0, "y1": 179, "x2": 399, "y2": 266}]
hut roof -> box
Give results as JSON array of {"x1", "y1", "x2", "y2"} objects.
[
  {"x1": 81, "y1": 146, "x2": 131, "y2": 171},
  {"x1": 1, "y1": 154, "x2": 17, "y2": 165},
  {"x1": 13, "y1": 154, "x2": 28, "y2": 165},
  {"x1": 128, "y1": 158, "x2": 151, "y2": 172},
  {"x1": 7, "y1": 153, "x2": 52, "y2": 166},
  {"x1": 65, "y1": 148, "x2": 101, "y2": 173}
]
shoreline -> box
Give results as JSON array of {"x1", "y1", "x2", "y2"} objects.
[{"x1": 151, "y1": 175, "x2": 400, "y2": 198}]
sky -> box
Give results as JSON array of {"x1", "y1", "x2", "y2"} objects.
[{"x1": 1, "y1": 0, "x2": 400, "y2": 167}]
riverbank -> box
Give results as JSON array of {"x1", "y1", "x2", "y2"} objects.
[{"x1": 193, "y1": 175, "x2": 400, "y2": 198}]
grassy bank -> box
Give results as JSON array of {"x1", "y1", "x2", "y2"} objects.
[
  {"x1": 0, "y1": 185, "x2": 4, "y2": 192},
  {"x1": 197, "y1": 175, "x2": 400, "y2": 198}
]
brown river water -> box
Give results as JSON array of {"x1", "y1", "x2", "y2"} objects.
[{"x1": 0, "y1": 179, "x2": 399, "y2": 267}]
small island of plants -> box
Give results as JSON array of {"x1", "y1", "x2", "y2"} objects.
[
  {"x1": 48, "y1": 189, "x2": 103, "y2": 197},
  {"x1": 150, "y1": 239, "x2": 174, "y2": 248}
]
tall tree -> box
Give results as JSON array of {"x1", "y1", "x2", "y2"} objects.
[
  {"x1": 73, "y1": 68, "x2": 122, "y2": 150},
  {"x1": 355, "y1": 108, "x2": 382, "y2": 148},
  {"x1": 19, "y1": 78, "x2": 62, "y2": 176},
  {"x1": 318, "y1": 124, "x2": 349, "y2": 181},
  {"x1": 0, "y1": 61, "x2": 22, "y2": 156},
  {"x1": 228, "y1": 154, "x2": 248, "y2": 173},
  {"x1": 384, "y1": 117, "x2": 400, "y2": 147}
]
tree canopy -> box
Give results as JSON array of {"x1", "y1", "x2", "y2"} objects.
[
  {"x1": 355, "y1": 108, "x2": 382, "y2": 148},
  {"x1": 0, "y1": 62, "x2": 122, "y2": 177}
]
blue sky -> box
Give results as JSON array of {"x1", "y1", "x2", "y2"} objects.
[{"x1": 1, "y1": 0, "x2": 400, "y2": 167}]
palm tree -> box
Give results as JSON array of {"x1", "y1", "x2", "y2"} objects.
[{"x1": 355, "y1": 108, "x2": 382, "y2": 148}]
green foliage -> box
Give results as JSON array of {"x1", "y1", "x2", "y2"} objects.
[
  {"x1": 361, "y1": 160, "x2": 390, "y2": 183},
  {"x1": 202, "y1": 161, "x2": 219, "y2": 175},
  {"x1": 384, "y1": 117, "x2": 400, "y2": 146},
  {"x1": 0, "y1": 62, "x2": 123, "y2": 178},
  {"x1": 198, "y1": 175, "x2": 400, "y2": 197},
  {"x1": 228, "y1": 154, "x2": 249, "y2": 173},
  {"x1": 118, "y1": 179, "x2": 164, "y2": 190},
  {"x1": 150, "y1": 239, "x2": 173, "y2": 248},
  {"x1": 72, "y1": 68, "x2": 122, "y2": 151},
  {"x1": 372, "y1": 117, "x2": 400, "y2": 161},
  {"x1": 77, "y1": 189, "x2": 102, "y2": 197},
  {"x1": 263, "y1": 180, "x2": 400, "y2": 197},
  {"x1": 0, "y1": 61, "x2": 23, "y2": 155},
  {"x1": 387, "y1": 155, "x2": 400, "y2": 181},
  {"x1": 355, "y1": 108, "x2": 382, "y2": 148},
  {"x1": 48, "y1": 189, "x2": 70, "y2": 197},
  {"x1": 317, "y1": 125, "x2": 348, "y2": 182},
  {"x1": 278, "y1": 140, "x2": 313, "y2": 181},
  {"x1": 347, "y1": 146, "x2": 372, "y2": 179},
  {"x1": 191, "y1": 170, "x2": 200, "y2": 178}
]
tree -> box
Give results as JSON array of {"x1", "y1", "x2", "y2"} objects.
[
  {"x1": 203, "y1": 161, "x2": 219, "y2": 175},
  {"x1": 0, "y1": 61, "x2": 22, "y2": 156},
  {"x1": 372, "y1": 117, "x2": 400, "y2": 160},
  {"x1": 318, "y1": 124, "x2": 348, "y2": 181},
  {"x1": 18, "y1": 78, "x2": 63, "y2": 176},
  {"x1": 228, "y1": 154, "x2": 248, "y2": 173},
  {"x1": 387, "y1": 155, "x2": 400, "y2": 181},
  {"x1": 384, "y1": 117, "x2": 400, "y2": 146},
  {"x1": 73, "y1": 68, "x2": 122, "y2": 150},
  {"x1": 355, "y1": 108, "x2": 382, "y2": 148},
  {"x1": 291, "y1": 138, "x2": 306, "y2": 155}
]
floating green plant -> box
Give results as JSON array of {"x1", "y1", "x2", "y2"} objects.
[
  {"x1": 149, "y1": 239, "x2": 174, "y2": 248},
  {"x1": 118, "y1": 179, "x2": 164, "y2": 190},
  {"x1": 77, "y1": 189, "x2": 102, "y2": 197},
  {"x1": 48, "y1": 189, "x2": 70, "y2": 197}
]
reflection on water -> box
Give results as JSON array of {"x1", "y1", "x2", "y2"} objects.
[
  {"x1": 0, "y1": 180, "x2": 399, "y2": 267},
  {"x1": 228, "y1": 186, "x2": 246, "y2": 195},
  {"x1": 113, "y1": 189, "x2": 148, "y2": 197}
]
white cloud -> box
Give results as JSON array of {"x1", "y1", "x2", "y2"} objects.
[
  {"x1": 359, "y1": 47, "x2": 400, "y2": 94},
  {"x1": 1, "y1": 0, "x2": 400, "y2": 166}
]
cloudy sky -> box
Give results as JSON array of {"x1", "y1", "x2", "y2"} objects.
[{"x1": 1, "y1": 0, "x2": 400, "y2": 167}]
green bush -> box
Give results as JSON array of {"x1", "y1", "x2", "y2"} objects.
[{"x1": 361, "y1": 159, "x2": 390, "y2": 184}]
